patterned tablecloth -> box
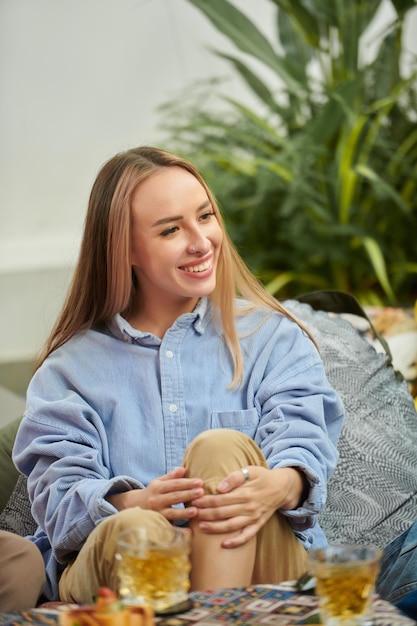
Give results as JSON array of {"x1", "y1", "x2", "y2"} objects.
[{"x1": 0, "y1": 583, "x2": 415, "y2": 626}]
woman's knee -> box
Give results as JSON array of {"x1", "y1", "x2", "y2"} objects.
[
  {"x1": 183, "y1": 429, "x2": 267, "y2": 486},
  {"x1": 185, "y1": 428, "x2": 262, "y2": 460},
  {"x1": 1, "y1": 531, "x2": 44, "y2": 574},
  {"x1": 23, "y1": 539, "x2": 45, "y2": 575},
  {"x1": 96, "y1": 508, "x2": 170, "y2": 539},
  {"x1": 0, "y1": 533, "x2": 45, "y2": 609}
]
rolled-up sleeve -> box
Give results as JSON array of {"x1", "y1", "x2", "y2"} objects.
[
  {"x1": 13, "y1": 367, "x2": 142, "y2": 564},
  {"x1": 251, "y1": 317, "x2": 344, "y2": 533}
]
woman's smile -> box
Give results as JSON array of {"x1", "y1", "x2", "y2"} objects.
[{"x1": 180, "y1": 257, "x2": 213, "y2": 275}]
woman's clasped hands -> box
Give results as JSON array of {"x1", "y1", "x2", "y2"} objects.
[
  {"x1": 190, "y1": 465, "x2": 305, "y2": 548},
  {"x1": 107, "y1": 464, "x2": 304, "y2": 549}
]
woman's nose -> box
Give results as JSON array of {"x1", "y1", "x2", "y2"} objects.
[{"x1": 187, "y1": 232, "x2": 210, "y2": 254}]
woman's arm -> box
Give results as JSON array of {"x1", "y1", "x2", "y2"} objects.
[{"x1": 191, "y1": 318, "x2": 344, "y2": 546}]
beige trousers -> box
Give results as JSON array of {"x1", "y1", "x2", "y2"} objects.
[
  {"x1": 59, "y1": 429, "x2": 308, "y2": 603},
  {"x1": 0, "y1": 530, "x2": 46, "y2": 611}
]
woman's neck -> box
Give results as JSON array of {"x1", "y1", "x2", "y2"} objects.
[{"x1": 126, "y1": 294, "x2": 200, "y2": 338}]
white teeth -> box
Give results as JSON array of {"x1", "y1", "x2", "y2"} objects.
[{"x1": 183, "y1": 260, "x2": 211, "y2": 273}]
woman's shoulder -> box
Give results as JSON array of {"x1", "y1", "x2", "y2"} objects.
[
  {"x1": 35, "y1": 323, "x2": 115, "y2": 377},
  {"x1": 234, "y1": 297, "x2": 297, "y2": 328},
  {"x1": 234, "y1": 297, "x2": 318, "y2": 356}
]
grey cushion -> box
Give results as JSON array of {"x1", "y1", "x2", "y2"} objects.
[
  {"x1": 0, "y1": 417, "x2": 22, "y2": 513},
  {"x1": 285, "y1": 299, "x2": 417, "y2": 548},
  {"x1": 0, "y1": 474, "x2": 37, "y2": 537}
]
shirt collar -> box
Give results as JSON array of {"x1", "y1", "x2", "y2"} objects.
[{"x1": 106, "y1": 297, "x2": 211, "y2": 343}]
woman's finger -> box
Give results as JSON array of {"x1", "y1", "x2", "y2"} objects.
[
  {"x1": 216, "y1": 466, "x2": 257, "y2": 493},
  {"x1": 198, "y1": 513, "x2": 256, "y2": 534},
  {"x1": 148, "y1": 486, "x2": 204, "y2": 510},
  {"x1": 162, "y1": 505, "x2": 199, "y2": 522},
  {"x1": 222, "y1": 523, "x2": 259, "y2": 548}
]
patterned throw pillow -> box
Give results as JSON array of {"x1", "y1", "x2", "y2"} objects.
[
  {"x1": 0, "y1": 474, "x2": 37, "y2": 537},
  {"x1": 285, "y1": 299, "x2": 417, "y2": 548}
]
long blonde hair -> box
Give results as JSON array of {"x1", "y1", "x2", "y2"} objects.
[{"x1": 36, "y1": 146, "x2": 314, "y2": 385}]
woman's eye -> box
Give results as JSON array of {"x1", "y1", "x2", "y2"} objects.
[
  {"x1": 160, "y1": 226, "x2": 179, "y2": 237},
  {"x1": 199, "y1": 211, "x2": 215, "y2": 222}
]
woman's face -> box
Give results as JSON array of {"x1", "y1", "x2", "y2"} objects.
[{"x1": 130, "y1": 166, "x2": 223, "y2": 313}]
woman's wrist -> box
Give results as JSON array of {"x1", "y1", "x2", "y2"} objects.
[
  {"x1": 277, "y1": 467, "x2": 308, "y2": 510},
  {"x1": 105, "y1": 488, "x2": 143, "y2": 510}
]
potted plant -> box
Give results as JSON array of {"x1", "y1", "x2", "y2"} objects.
[{"x1": 159, "y1": 0, "x2": 417, "y2": 305}]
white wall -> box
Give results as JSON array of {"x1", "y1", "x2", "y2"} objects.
[
  {"x1": 0, "y1": 0, "x2": 276, "y2": 364},
  {"x1": 1, "y1": 0, "x2": 416, "y2": 365}
]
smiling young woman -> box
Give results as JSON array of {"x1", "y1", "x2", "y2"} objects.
[{"x1": 13, "y1": 146, "x2": 344, "y2": 604}]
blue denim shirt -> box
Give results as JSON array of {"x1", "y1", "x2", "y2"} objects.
[{"x1": 13, "y1": 298, "x2": 344, "y2": 599}]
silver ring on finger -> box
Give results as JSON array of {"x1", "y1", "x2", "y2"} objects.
[{"x1": 240, "y1": 467, "x2": 250, "y2": 482}]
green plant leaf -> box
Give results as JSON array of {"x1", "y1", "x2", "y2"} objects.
[
  {"x1": 276, "y1": 5, "x2": 313, "y2": 79},
  {"x1": 213, "y1": 52, "x2": 284, "y2": 114},
  {"x1": 358, "y1": 236, "x2": 396, "y2": 302},
  {"x1": 391, "y1": 0, "x2": 417, "y2": 17},
  {"x1": 270, "y1": 0, "x2": 320, "y2": 47},
  {"x1": 388, "y1": 127, "x2": 417, "y2": 175},
  {"x1": 266, "y1": 271, "x2": 328, "y2": 296},
  {"x1": 303, "y1": 77, "x2": 364, "y2": 145},
  {"x1": 336, "y1": 115, "x2": 368, "y2": 224},
  {"x1": 355, "y1": 164, "x2": 411, "y2": 214},
  {"x1": 188, "y1": 0, "x2": 305, "y2": 96}
]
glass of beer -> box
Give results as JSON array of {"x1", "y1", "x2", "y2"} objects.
[
  {"x1": 309, "y1": 543, "x2": 381, "y2": 626},
  {"x1": 115, "y1": 526, "x2": 191, "y2": 614}
]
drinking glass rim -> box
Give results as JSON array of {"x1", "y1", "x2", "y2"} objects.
[
  {"x1": 116, "y1": 526, "x2": 191, "y2": 550},
  {"x1": 309, "y1": 543, "x2": 382, "y2": 564}
]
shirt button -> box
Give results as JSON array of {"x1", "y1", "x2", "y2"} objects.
[
  {"x1": 166, "y1": 350, "x2": 174, "y2": 358},
  {"x1": 169, "y1": 404, "x2": 178, "y2": 412}
]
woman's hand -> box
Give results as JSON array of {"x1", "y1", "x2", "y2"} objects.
[
  {"x1": 191, "y1": 466, "x2": 305, "y2": 548},
  {"x1": 105, "y1": 467, "x2": 204, "y2": 522}
]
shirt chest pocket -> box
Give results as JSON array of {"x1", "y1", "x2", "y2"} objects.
[{"x1": 210, "y1": 408, "x2": 259, "y2": 437}]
